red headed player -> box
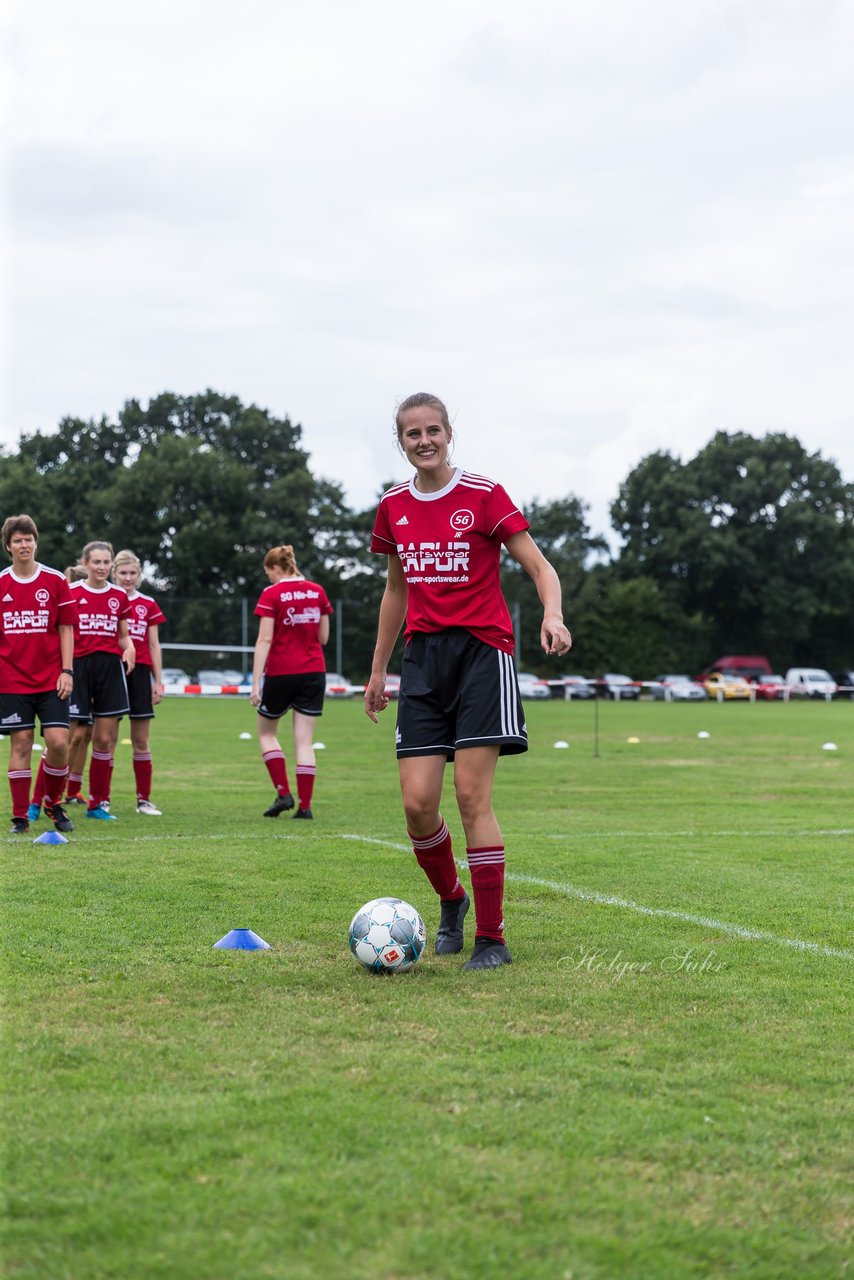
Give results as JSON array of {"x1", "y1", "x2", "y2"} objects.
[
  {"x1": 0, "y1": 514, "x2": 77, "y2": 835},
  {"x1": 68, "y1": 541, "x2": 135, "y2": 820},
  {"x1": 250, "y1": 545, "x2": 333, "y2": 820},
  {"x1": 364, "y1": 393, "x2": 572, "y2": 970},
  {"x1": 111, "y1": 550, "x2": 166, "y2": 816}
]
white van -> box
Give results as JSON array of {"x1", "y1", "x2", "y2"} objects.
[{"x1": 784, "y1": 668, "x2": 837, "y2": 699}]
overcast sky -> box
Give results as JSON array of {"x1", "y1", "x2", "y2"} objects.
[{"x1": 3, "y1": 0, "x2": 853, "y2": 545}]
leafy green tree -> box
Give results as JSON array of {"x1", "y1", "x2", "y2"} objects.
[{"x1": 610, "y1": 432, "x2": 854, "y2": 669}]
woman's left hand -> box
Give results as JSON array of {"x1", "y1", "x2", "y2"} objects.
[{"x1": 541, "y1": 616, "x2": 572, "y2": 656}]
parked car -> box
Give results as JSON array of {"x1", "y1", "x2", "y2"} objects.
[
  {"x1": 325, "y1": 672, "x2": 364, "y2": 699},
  {"x1": 784, "y1": 668, "x2": 837, "y2": 699},
  {"x1": 651, "y1": 675, "x2": 706, "y2": 702},
  {"x1": 384, "y1": 674, "x2": 401, "y2": 698},
  {"x1": 702, "y1": 673, "x2": 751, "y2": 700},
  {"x1": 195, "y1": 668, "x2": 246, "y2": 686},
  {"x1": 598, "y1": 673, "x2": 641, "y2": 700},
  {"x1": 161, "y1": 667, "x2": 192, "y2": 686},
  {"x1": 554, "y1": 675, "x2": 595, "y2": 699},
  {"x1": 699, "y1": 654, "x2": 772, "y2": 681},
  {"x1": 833, "y1": 669, "x2": 854, "y2": 700},
  {"x1": 516, "y1": 672, "x2": 551, "y2": 700},
  {"x1": 752, "y1": 674, "x2": 788, "y2": 701}
]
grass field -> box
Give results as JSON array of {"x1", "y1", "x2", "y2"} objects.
[{"x1": 2, "y1": 695, "x2": 852, "y2": 1279}]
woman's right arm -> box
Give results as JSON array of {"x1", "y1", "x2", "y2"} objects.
[
  {"x1": 364, "y1": 556, "x2": 408, "y2": 722},
  {"x1": 250, "y1": 616, "x2": 274, "y2": 707}
]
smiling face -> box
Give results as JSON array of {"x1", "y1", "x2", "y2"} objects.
[
  {"x1": 84, "y1": 547, "x2": 113, "y2": 587},
  {"x1": 397, "y1": 405, "x2": 454, "y2": 487}
]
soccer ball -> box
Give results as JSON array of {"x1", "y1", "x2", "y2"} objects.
[{"x1": 348, "y1": 897, "x2": 426, "y2": 973}]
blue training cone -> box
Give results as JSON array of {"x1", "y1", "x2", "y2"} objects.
[
  {"x1": 213, "y1": 928, "x2": 271, "y2": 950},
  {"x1": 33, "y1": 830, "x2": 69, "y2": 845}
]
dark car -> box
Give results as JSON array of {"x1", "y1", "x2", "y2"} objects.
[
  {"x1": 597, "y1": 673, "x2": 642, "y2": 700},
  {"x1": 834, "y1": 670, "x2": 854, "y2": 700},
  {"x1": 553, "y1": 675, "x2": 595, "y2": 700}
]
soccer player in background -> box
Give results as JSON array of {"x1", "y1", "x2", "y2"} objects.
[
  {"x1": 111, "y1": 550, "x2": 166, "y2": 815},
  {"x1": 0, "y1": 514, "x2": 76, "y2": 835},
  {"x1": 30, "y1": 563, "x2": 87, "y2": 817},
  {"x1": 68, "y1": 541, "x2": 135, "y2": 820},
  {"x1": 249, "y1": 544, "x2": 333, "y2": 820},
  {"x1": 363, "y1": 392, "x2": 572, "y2": 970}
]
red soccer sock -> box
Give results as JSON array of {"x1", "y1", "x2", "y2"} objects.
[
  {"x1": 296, "y1": 764, "x2": 316, "y2": 811},
  {"x1": 66, "y1": 771, "x2": 84, "y2": 800},
  {"x1": 31, "y1": 758, "x2": 47, "y2": 806},
  {"x1": 262, "y1": 750, "x2": 290, "y2": 796},
  {"x1": 132, "y1": 751, "x2": 153, "y2": 802},
  {"x1": 410, "y1": 820, "x2": 465, "y2": 900},
  {"x1": 467, "y1": 845, "x2": 506, "y2": 943},
  {"x1": 8, "y1": 769, "x2": 32, "y2": 820},
  {"x1": 43, "y1": 763, "x2": 69, "y2": 807},
  {"x1": 88, "y1": 750, "x2": 112, "y2": 810}
]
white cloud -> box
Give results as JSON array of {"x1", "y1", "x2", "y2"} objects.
[{"x1": 3, "y1": 0, "x2": 853, "y2": 551}]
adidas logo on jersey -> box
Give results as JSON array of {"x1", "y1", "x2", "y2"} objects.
[
  {"x1": 2, "y1": 594, "x2": 12, "y2": 602},
  {"x1": 395, "y1": 516, "x2": 409, "y2": 525}
]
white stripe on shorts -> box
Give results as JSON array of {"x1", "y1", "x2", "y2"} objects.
[{"x1": 498, "y1": 649, "x2": 520, "y2": 739}]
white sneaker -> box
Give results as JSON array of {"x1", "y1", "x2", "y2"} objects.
[
  {"x1": 100, "y1": 800, "x2": 111, "y2": 813},
  {"x1": 136, "y1": 799, "x2": 162, "y2": 815}
]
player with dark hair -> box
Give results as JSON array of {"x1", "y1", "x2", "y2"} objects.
[
  {"x1": 111, "y1": 550, "x2": 166, "y2": 815},
  {"x1": 364, "y1": 393, "x2": 572, "y2": 970},
  {"x1": 68, "y1": 541, "x2": 135, "y2": 820},
  {"x1": 0, "y1": 514, "x2": 76, "y2": 834},
  {"x1": 250, "y1": 544, "x2": 333, "y2": 820}
]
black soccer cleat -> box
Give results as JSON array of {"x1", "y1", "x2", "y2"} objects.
[
  {"x1": 45, "y1": 801, "x2": 75, "y2": 833},
  {"x1": 263, "y1": 792, "x2": 295, "y2": 818},
  {"x1": 10, "y1": 817, "x2": 30, "y2": 835},
  {"x1": 463, "y1": 937, "x2": 513, "y2": 971},
  {"x1": 435, "y1": 892, "x2": 470, "y2": 955},
  {"x1": 292, "y1": 808, "x2": 313, "y2": 820}
]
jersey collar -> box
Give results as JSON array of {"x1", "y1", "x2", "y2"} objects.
[{"x1": 408, "y1": 467, "x2": 462, "y2": 502}]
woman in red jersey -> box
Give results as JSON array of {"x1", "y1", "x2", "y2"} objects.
[
  {"x1": 0, "y1": 514, "x2": 76, "y2": 835},
  {"x1": 364, "y1": 393, "x2": 572, "y2": 970},
  {"x1": 250, "y1": 545, "x2": 333, "y2": 820},
  {"x1": 68, "y1": 541, "x2": 135, "y2": 820},
  {"x1": 111, "y1": 550, "x2": 166, "y2": 816}
]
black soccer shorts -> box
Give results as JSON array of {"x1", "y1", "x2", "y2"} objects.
[
  {"x1": 257, "y1": 671, "x2": 326, "y2": 720},
  {"x1": 0, "y1": 689, "x2": 70, "y2": 735},
  {"x1": 395, "y1": 629, "x2": 527, "y2": 761},
  {"x1": 69, "y1": 651, "x2": 130, "y2": 720}
]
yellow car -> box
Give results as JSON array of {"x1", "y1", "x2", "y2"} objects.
[{"x1": 702, "y1": 672, "x2": 752, "y2": 700}]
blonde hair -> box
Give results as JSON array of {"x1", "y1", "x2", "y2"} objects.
[
  {"x1": 65, "y1": 564, "x2": 87, "y2": 583},
  {"x1": 263, "y1": 544, "x2": 300, "y2": 576},
  {"x1": 395, "y1": 392, "x2": 452, "y2": 440},
  {"x1": 112, "y1": 549, "x2": 142, "y2": 582}
]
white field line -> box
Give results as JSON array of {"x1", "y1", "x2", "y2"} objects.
[
  {"x1": 544, "y1": 829, "x2": 854, "y2": 839},
  {"x1": 341, "y1": 835, "x2": 854, "y2": 963}
]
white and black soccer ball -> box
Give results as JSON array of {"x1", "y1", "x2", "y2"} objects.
[{"x1": 348, "y1": 897, "x2": 426, "y2": 973}]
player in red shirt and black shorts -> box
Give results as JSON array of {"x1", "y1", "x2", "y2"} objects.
[
  {"x1": 112, "y1": 550, "x2": 167, "y2": 816},
  {"x1": 364, "y1": 393, "x2": 572, "y2": 970},
  {"x1": 250, "y1": 545, "x2": 333, "y2": 820},
  {"x1": 68, "y1": 541, "x2": 135, "y2": 820},
  {"x1": 1, "y1": 514, "x2": 77, "y2": 835}
]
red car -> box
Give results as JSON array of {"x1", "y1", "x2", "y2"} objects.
[{"x1": 752, "y1": 674, "x2": 787, "y2": 701}]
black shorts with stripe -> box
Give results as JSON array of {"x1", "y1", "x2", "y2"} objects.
[
  {"x1": 69, "y1": 651, "x2": 130, "y2": 721},
  {"x1": 396, "y1": 629, "x2": 527, "y2": 761},
  {"x1": 257, "y1": 671, "x2": 326, "y2": 720},
  {"x1": 0, "y1": 689, "x2": 70, "y2": 735}
]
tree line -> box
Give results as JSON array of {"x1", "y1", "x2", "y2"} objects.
[{"x1": 2, "y1": 390, "x2": 852, "y2": 678}]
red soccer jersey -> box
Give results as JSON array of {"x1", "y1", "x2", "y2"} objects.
[
  {"x1": 370, "y1": 468, "x2": 530, "y2": 652},
  {"x1": 0, "y1": 564, "x2": 77, "y2": 694},
  {"x1": 125, "y1": 592, "x2": 167, "y2": 667},
  {"x1": 254, "y1": 577, "x2": 334, "y2": 676},
  {"x1": 70, "y1": 581, "x2": 132, "y2": 657}
]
